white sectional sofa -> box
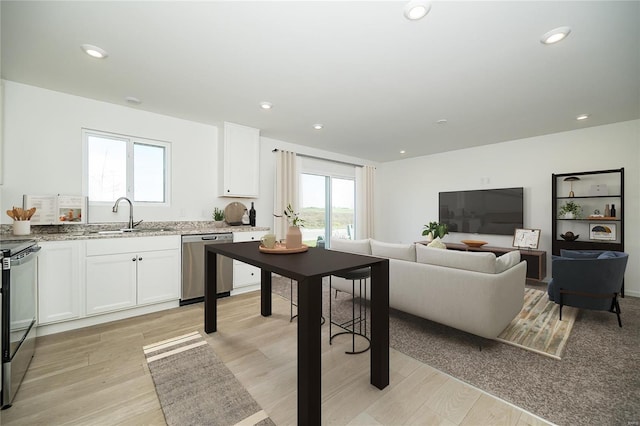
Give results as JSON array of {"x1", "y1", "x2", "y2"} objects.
[{"x1": 330, "y1": 238, "x2": 527, "y2": 339}]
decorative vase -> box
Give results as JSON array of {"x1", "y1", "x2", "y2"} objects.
[
  {"x1": 214, "y1": 220, "x2": 225, "y2": 228},
  {"x1": 286, "y1": 226, "x2": 302, "y2": 249},
  {"x1": 564, "y1": 212, "x2": 574, "y2": 219},
  {"x1": 424, "y1": 233, "x2": 433, "y2": 243}
]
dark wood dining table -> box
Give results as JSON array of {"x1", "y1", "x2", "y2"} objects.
[{"x1": 204, "y1": 241, "x2": 389, "y2": 426}]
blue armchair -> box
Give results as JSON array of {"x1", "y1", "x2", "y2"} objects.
[{"x1": 548, "y1": 250, "x2": 628, "y2": 327}]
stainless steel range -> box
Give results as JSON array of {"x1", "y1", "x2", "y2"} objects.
[{"x1": 1, "y1": 239, "x2": 40, "y2": 409}]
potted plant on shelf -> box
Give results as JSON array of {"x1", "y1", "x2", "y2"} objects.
[
  {"x1": 283, "y1": 203, "x2": 304, "y2": 249},
  {"x1": 559, "y1": 201, "x2": 582, "y2": 219},
  {"x1": 422, "y1": 221, "x2": 448, "y2": 242},
  {"x1": 212, "y1": 207, "x2": 225, "y2": 228}
]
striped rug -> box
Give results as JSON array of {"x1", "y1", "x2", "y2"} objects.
[
  {"x1": 496, "y1": 288, "x2": 578, "y2": 359},
  {"x1": 143, "y1": 331, "x2": 275, "y2": 426}
]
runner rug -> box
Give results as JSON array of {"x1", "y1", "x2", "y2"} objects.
[
  {"x1": 496, "y1": 287, "x2": 578, "y2": 359},
  {"x1": 143, "y1": 331, "x2": 275, "y2": 426}
]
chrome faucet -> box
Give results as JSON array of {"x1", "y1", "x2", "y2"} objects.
[{"x1": 112, "y1": 197, "x2": 137, "y2": 229}]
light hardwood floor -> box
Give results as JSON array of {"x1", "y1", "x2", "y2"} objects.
[{"x1": 1, "y1": 292, "x2": 553, "y2": 425}]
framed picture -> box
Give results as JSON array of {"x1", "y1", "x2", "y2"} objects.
[
  {"x1": 513, "y1": 228, "x2": 541, "y2": 249},
  {"x1": 589, "y1": 223, "x2": 616, "y2": 241}
]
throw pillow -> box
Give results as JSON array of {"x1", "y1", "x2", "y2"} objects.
[
  {"x1": 370, "y1": 240, "x2": 416, "y2": 262},
  {"x1": 560, "y1": 250, "x2": 600, "y2": 259},
  {"x1": 426, "y1": 238, "x2": 447, "y2": 249},
  {"x1": 495, "y1": 250, "x2": 521, "y2": 273},
  {"x1": 330, "y1": 238, "x2": 371, "y2": 255},
  {"x1": 597, "y1": 251, "x2": 617, "y2": 259}
]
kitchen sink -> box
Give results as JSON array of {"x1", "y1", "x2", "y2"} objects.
[{"x1": 94, "y1": 227, "x2": 175, "y2": 235}]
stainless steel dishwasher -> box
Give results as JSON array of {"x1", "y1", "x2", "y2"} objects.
[{"x1": 181, "y1": 233, "x2": 233, "y2": 305}]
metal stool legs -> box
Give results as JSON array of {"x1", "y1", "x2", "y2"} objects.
[{"x1": 329, "y1": 273, "x2": 370, "y2": 355}]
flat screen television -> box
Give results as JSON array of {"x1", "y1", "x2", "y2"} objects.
[{"x1": 439, "y1": 187, "x2": 524, "y2": 236}]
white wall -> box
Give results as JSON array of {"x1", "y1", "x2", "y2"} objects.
[
  {"x1": 376, "y1": 119, "x2": 640, "y2": 296},
  {"x1": 0, "y1": 81, "x2": 375, "y2": 230},
  {"x1": 1, "y1": 81, "x2": 222, "y2": 224}
]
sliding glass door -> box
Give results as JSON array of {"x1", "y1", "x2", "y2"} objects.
[{"x1": 301, "y1": 173, "x2": 354, "y2": 247}]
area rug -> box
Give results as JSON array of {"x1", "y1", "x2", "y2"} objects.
[
  {"x1": 495, "y1": 287, "x2": 578, "y2": 359},
  {"x1": 143, "y1": 331, "x2": 275, "y2": 426}
]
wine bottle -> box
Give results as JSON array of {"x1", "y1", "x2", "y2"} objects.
[
  {"x1": 610, "y1": 204, "x2": 616, "y2": 218},
  {"x1": 249, "y1": 202, "x2": 256, "y2": 226},
  {"x1": 241, "y1": 209, "x2": 250, "y2": 225}
]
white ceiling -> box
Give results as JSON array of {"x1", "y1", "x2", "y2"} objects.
[{"x1": 2, "y1": 1, "x2": 639, "y2": 162}]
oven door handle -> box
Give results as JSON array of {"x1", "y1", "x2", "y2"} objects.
[{"x1": 10, "y1": 246, "x2": 41, "y2": 267}]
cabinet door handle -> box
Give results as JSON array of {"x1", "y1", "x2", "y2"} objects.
[
  {"x1": 132, "y1": 257, "x2": 137, "y2": 262},
  {"x1": 138, "y1": 257, "x2": 143, "y2": 261}
]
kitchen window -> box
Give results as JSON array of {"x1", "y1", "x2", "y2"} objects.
[{"x1": 83, "y1": 129, "x2": 170, "y2": 204}]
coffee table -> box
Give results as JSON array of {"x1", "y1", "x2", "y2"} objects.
[{"x1": 204, "y1": 241, "x2": 389, "y2": 425}]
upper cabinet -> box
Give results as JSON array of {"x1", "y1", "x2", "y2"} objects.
[
  {"x1": 552, "y1": 168, "x2": 624, "y2": 256},
  {"x1": 219, "y1": 122, "x2": 260, "y2": 198}
]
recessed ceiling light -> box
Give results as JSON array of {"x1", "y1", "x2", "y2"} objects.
[
  {"x1": 125, "y1": 96, "x2": 142, "y2": 105},
  {"x1": 313, "y1": 124, "x2": 323, "y2": 130},
  {"x1": 400, "y1": 150, "x2": 406, "y2": 154},
  {"x1": 540, "y1": 27, "x2": 572, "y2": 45},
  {"x1": 404, "y1": 0, "x2": 431, "y2": 21},
  {"x1": 81, "y1": 44, "x2": 108, "y2": 59},
  {"x1": 259, "y1": 101, "x2": 273, "y2": 110},
  {"x1": 576, "y1": 113, "x2": 590, "y2": 121},
  {"x1": 436, "y1": 119, "x2": 448, "y2": 124}
]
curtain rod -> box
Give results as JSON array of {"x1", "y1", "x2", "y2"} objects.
[{"x1": 272, "y1": 148, "x2": 366, "y2": 168}]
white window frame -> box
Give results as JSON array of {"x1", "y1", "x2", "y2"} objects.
[{"x1": 82, "y1": 129, "x2": 171, "y2": 206}]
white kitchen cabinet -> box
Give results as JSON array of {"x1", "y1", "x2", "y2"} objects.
[
  {"x1": 232, "y1": 231, "x2": 268, "y2": 292},
  {"x1": 37, "y1": 240, "x2": 84, "y2": 325},
  {"x1": 86, "y1": 253, "x2": 137, "y2": 315},
  {"x1": 219, "y1": 122, "x2": 260, "y2": 198},
  {"x1": 85, "y1": 236, "x2": 180, "y2": 316},
  {"x1": 137, "y1": 249, "x2": 181, "y2": 305}
]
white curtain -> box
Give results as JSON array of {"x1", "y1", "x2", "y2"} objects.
[
  {"x1": 274, "y1": 150, "x2": 299, "y2": 241},
  {"x1": 356, "y1": 165, "x2": 375, "y2": 239}
]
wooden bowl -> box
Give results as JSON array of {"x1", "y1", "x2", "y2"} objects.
[{"x1": 460, "y1": 239, "x2": 488, "y2": 248}]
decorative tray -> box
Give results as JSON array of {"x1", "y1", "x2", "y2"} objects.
[
  {"x1": 259, "y1": 243, "x2": 309, "y2": 254},
  {"x1": 460, "y1": 239, "x2": 488, "y2": 248}
]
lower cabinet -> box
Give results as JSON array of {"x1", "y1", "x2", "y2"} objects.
[
  {"x1": 37, "y1": 241, "x2": 83, "y2": 325},
  {"x1": 85, "y1": 236, "x2": 181, "y2": 316},
  {"x1": 232, "y1": 230, "x2": 268, "y2": 292},
  {"x1": 137, "y1": 249, "x2": 181, "y2": 305},
  {"x1": 85, "y1": 253, "x2": 137, "y2": 315}
]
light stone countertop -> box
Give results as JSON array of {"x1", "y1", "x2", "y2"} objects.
[{"x1": 0, "y1": 221, "x2": 270, "y2": 242}]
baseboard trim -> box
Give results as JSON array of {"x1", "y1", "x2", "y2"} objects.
[{"x1": 37, "y1": 300, "x2": 179, "y2": 336}]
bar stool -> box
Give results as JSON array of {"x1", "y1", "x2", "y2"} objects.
[
  {"x1": 329, "y1": 267, "x2": 371, "y2": 354},
  {"x1": 289, "y1": 279, "x2": 325, "y2": 325}
]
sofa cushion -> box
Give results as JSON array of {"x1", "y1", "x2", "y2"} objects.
[
  {"x1": 427, "y1": 238, "x2": 447, "y2": 249},
  {"x1": 370, "y1": 240, "x2": 416, "y2": 262},
  {"x1": 495, "y1": 250, "x2": 521, "y2": 273},
  {"x1": 330, "y1": 238, "x2": 371, "y2": 255},
  {"x1": 416, "y1": 244, "x2": 496, "y2": 274}
]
